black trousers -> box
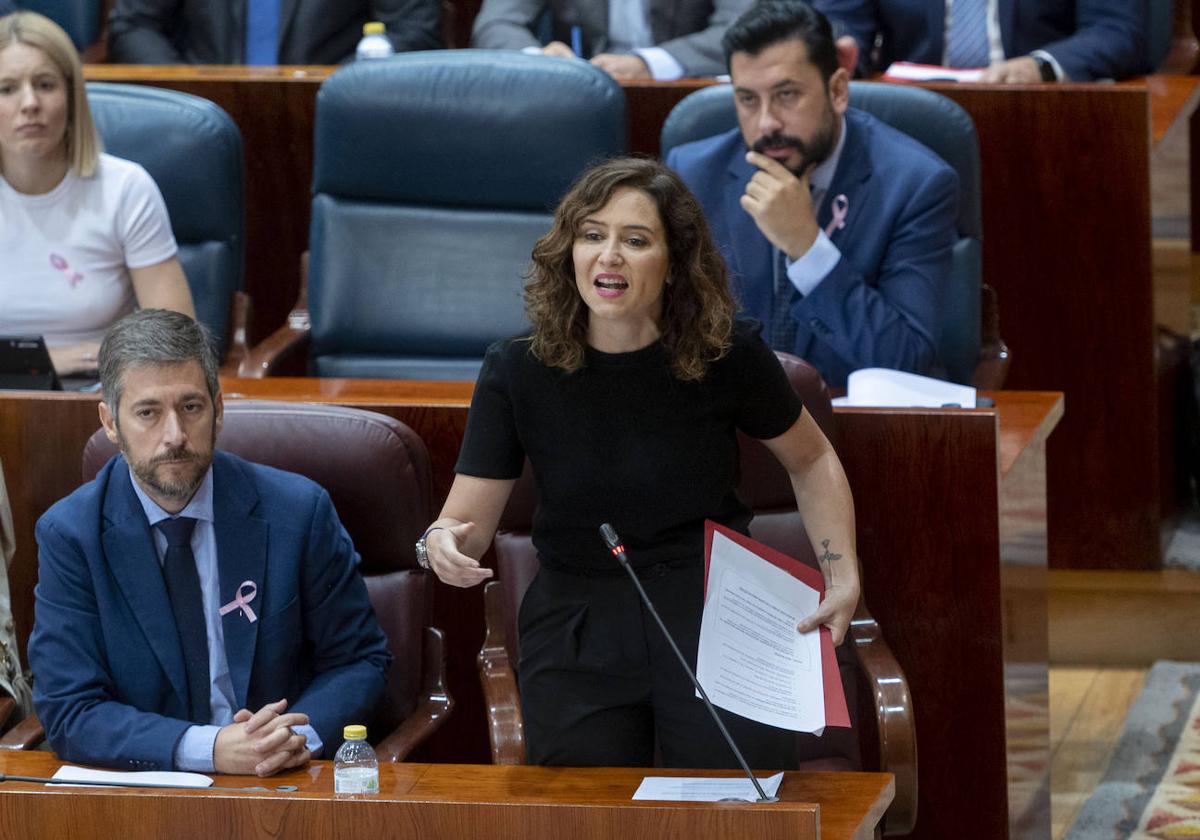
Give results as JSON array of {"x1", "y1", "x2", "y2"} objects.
[{"x1": 517, "y1": 560, "x2": 800, "y2": 769}]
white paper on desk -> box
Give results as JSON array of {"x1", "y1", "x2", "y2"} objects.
[
  {"x1": 52, "y1": 764, "x2": 213, "y2": 788},
  {"x1": 632, "y1": 771, "x2": 784, "y2": 802},
  {"x1": 883, "y1": 61, "x2": 985, "y2": 82},
  {"x1": 696, "y1": 529, "x2": 825, "y2": 733},
  {"x1": 831, "y1": 367, "x2": 977, "y2": 408}
]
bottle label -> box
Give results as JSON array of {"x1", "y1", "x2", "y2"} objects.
[{"x1": 334, "y1": 766, "x2": 380, "y2": 795}]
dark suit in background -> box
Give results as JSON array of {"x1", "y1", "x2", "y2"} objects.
[
  {"x1": 0, "y1": 1, "x2": 18, "y2": 17},
  {"x1": 29, "y1": 450, "x2": 391, "y2": 771},
  {"x1": 813, "y1": 0, "x2": 1144, "y2": 81},
  {"x1": 108, "y1": 0, "x2": 441, "y2": 64},
  {"x1": 470, "y1": 0, "x2": 751, "y2": 77},
  {"x1": 668, "y1": 108, "x2": 959, "y2": 387}
]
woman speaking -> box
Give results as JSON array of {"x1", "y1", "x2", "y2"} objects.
[
  {"x1": 0, "y1": 11, "x2": 193, "y2": 376},
  {"x1": 422, "y1": 157, "x2": 859, "y2": 769}
]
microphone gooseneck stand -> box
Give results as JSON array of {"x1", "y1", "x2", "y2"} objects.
[{"x1": 598, "y1": 523, "x2": 778, "y2": 804}]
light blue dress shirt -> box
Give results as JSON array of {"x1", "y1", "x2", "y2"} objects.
[
  {"x1": 129, "y1": 467, "x2": 323, "y2": 771},
  {"x1": 784, "y1": 114, "x2": 849, "y2": 296},
  {"x1": 608, "y1": 0, "x2": 686, "y2": 79}
]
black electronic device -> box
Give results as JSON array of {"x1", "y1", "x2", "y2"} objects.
[{"x1": 0, "y1": 336, "x2": 62, "y2": 391}]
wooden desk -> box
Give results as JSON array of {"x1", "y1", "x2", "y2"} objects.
[
  {"x1": 0, "y1": 753, "x2": 892, "y2": 840},
  {"x1": 0, "y1": 384, "x2": 1060, "y2": 840}
]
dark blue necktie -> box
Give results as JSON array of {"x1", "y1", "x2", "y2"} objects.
[
  {"x1": 156, "y1": 516, "x2": 210, "y2": 725},
  {"x1": 245, "y1": 0, "x2": 280, "y2": 65},
  {"x1": 770, "y1": 248, "x2": 799, "y2": 351}
]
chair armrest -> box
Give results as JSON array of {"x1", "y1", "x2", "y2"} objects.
[
  {"x1": 973, "y1": 283, "x2": 1011, "y2": 390},
  {"x1": 850, "y1": 604, "x2": 917, "y2": 836},
  {"x1": 219, "y1": 291, "x2": 253, "y2": 377},
  {"x1": 0, "y1": 713, "x2": 44, "y2": 750},
  {"x1": 0, "y1": 696, "x2": 14, "y2": 732},
  {"x1": 477, "y1": 581, "x2": 525, "y2": 765},
  {"x1": 236, "y1": 254, "x2": 311, "y2": 378},
  {"x1": 235, "y1": 316, "x2": 311, "y2": 378},
  {"x1": 375, "y1": 626, "x2": 453, "y2": 763}
]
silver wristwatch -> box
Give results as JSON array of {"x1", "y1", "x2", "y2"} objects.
[{"x1": 414, "y1": 527, "x2": 444, "y2": 570}]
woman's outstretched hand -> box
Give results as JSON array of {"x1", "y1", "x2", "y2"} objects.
[{"x1": 425, "y1": 521, "x2": 494, "y2": 588}]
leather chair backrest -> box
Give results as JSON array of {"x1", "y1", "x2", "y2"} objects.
[
  {"x1": 494, "y1": 352, "x2": 835, "y2": 666},
  {"x1": 307, "y1": 52, "x2": 628, "y2": 381},
  {"x1": 307, "y1": 52, "x2": 627, "y2": 380},
  {"x1": 82, "y1": 400, "x2": 431, "y2": 576},
  {"x1": 86, "y1": 83, "x2": 245, "y2": 356},
  {"x1": 21, "y1": 0, "x2": 99, "y2": 50},
  {"x1": 364, "y1": 569, "x2": 431, "y2": 735},
  {"x1": 661, "y1": 82, "x2": 982, "y2": 385}
]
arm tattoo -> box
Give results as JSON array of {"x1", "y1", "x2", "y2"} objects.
[{"x1": 818, "y1": 539, "x2": 842, "y2": 565}]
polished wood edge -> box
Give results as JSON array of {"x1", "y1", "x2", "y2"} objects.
[
  {"x1": 0, "y1": 713, "x2": 43, "y2": 751},
  {"x1": 375, "y1": 625, "x2": 455, "y2": 762},
  {"x1": 0, "y1": 697, "x2": 15, "y2": 734},
  {"x1": 478, "y1": 580, "x2": 525, "y2": 765},
  {"x1": 235, "y1": 322, "x2": 310, "y2": 379},
  {"x1": 220, "y1": 291, "x2": 254, "y2": 376},
  {"x1": 850, "y1": 606, "x2": 916, "y2": 837},
  {"x1": 972, "y1": 283, "x2": 1011, "y2": 391}
]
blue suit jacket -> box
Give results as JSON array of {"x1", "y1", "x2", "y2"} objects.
[
  {"x1": 814, "y1": 0, "x2": 1145, "y2": 81},
  {"x1": 668, "y1": 108, "x2": 958, "y2": 387},
  {"x1": 29, "y1": 450, "x2": 391, "y2": 771}
]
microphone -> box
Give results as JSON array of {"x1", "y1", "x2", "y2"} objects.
[{"x1": 598, "y1": 523, "x2": 778, "y2": 803}]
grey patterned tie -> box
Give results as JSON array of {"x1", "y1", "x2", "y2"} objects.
[
  {"x1": 945, "y1": 0, "x2": 990, "y2": 68},
  {"x1": 770, "y1": 248, "x2": 798, "y2": 351}
]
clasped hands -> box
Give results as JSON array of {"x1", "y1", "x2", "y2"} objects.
[
  {"x1": 213, "y1": 698, "x2": 311, "y2": 776},
  {"x1": 542, "y1": 41, "x2": 651, "y2": 79}
]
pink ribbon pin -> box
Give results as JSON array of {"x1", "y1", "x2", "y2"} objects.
[
  {"x1": 219, "y1": 581, "x2": 258, "y2": 623},
  {"x1": 823, "y1": 194, "x2": 849, "y2": 238},
  {"x1": 49, "y1": 254, "x2": 84, "y2": 288}
]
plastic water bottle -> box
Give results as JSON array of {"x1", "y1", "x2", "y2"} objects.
[
  {"x1": 334, "y1": 724, "x2": 379, "y2": 797},
  {"x1": 356, "y1": 22, "x2": 394, "y2": 61}
]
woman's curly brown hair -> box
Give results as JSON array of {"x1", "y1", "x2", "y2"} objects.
[{"x1": 525, "y1": 157, "x2": 735, "y2": 381}]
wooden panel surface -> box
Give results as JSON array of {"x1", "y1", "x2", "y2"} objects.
[{"x1": 0, "y1": 753, "x2": 896, "y2": 840}]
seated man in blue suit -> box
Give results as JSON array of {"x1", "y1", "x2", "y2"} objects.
[
  {"x1": 29, "y1": 309, "x2": 391, "y2": 775},
  {"x1": 813, "y1": 0, "x2": 1144, "y2": 82},
  {"x1": 668, "y1": 0, "x2": 958, "y2": 387}
]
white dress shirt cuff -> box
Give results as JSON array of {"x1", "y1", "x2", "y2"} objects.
[
  {"x1": 633, "y1": 46, "x2": 684, "y2": 80},
  {"x1": 1030, "y1": 49, "x2": 1065, "y2": 81},
  {"x1": 786, "y1": 230, "x2": 842, "y2": 296},
  {"x1": 174, "y1": 724, "x2": 221, "y2": 772},
  {"x1": 295, "y1": 723, "x2": 323, "y2": 758}
]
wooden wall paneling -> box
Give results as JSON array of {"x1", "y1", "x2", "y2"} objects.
[
  {"x1": 835, "y1": 407, "x2": 1010, "y2": 840},
  {"x1": 925, "y1": 84, "x2": 1158, "y2": 571}
]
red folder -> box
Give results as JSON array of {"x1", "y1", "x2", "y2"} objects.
[{"x1": 703, "y1": 520, "x2": 851, "y2": 729}]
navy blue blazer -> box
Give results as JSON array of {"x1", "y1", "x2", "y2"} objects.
[
  {"x1": 814, "y1": 0, "x2": 1145, "y2": 81},
  {"x1": 668, "y1": 108, "x2": 958, "y2": 387},
  {"x1": 29, "y1": 450, "x2": 391, "y2": 771}
]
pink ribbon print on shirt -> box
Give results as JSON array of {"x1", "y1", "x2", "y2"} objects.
[
  {"x1": 49, "y1": 254, "x2": 84, "y2": 288},
  {"x1": 823, "y1": 194, "x2": 849, "y2": 238},
  {"x1": 219, "y1": 580, "x2": 258, "y2": 624}
]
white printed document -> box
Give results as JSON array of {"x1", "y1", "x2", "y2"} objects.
[
  {"x1": 52, "y1": 765, "x2": 214, "y2": 788},
  {"x1": 696, "y1": 522, "x2": 850, "y2": 733},
  {"x1": 632, "y1": 771, "x2": 784, "y2": 802},
  {"x1": 882, "y1": 61, "x2": 985, "y2": 82}
]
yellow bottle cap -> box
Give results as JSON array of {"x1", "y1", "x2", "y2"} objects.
[
  {"x1": 363, "y1": 22, "x2": 385, "y2": 36},
  {"x1": 343, "y1": 724, "x2": 368, "y2": 740}
]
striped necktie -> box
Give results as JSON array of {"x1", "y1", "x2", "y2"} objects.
[{"x1": 945, "y1": 0, "x2": 990, "y2": 69}]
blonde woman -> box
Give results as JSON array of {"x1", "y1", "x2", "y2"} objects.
[{"x1": 0, "y1": 11, "x2": 193, "y2": 376}]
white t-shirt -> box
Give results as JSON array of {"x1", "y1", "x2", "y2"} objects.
[{"x1": 0, "y1": 154, "x2": 178, "y2": 347}]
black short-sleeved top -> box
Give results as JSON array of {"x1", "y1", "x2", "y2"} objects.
[{"x1": 456, "y1": 319, "x2": 804, "y2": 572}]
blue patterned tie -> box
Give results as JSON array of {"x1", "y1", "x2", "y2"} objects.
[
  {"x1": 156, "y1": 516, "x2": 210, "y2": 724},
  {"x1": 945, "y1": 0, "x2": 990, "y2": 69},
  {"x1": 245, "y1": 0, "x2": 280, "y2": 65},
  {"x1": 770, "y1": 248, "x2": 798, "y2": 351}
]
